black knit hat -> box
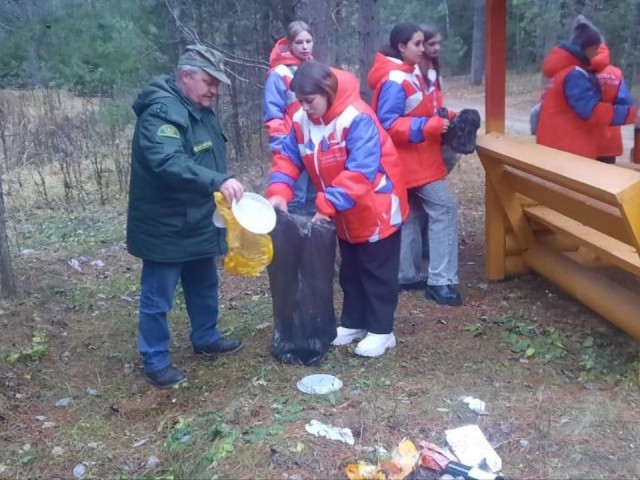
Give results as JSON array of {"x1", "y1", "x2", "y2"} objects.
[{"x1": 570, "y1": 15, "x2": 602, "y2": 51}]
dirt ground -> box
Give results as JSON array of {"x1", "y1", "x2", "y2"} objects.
[{"x1": 1, "y1": 74, "x2": 640, "y2": 480}]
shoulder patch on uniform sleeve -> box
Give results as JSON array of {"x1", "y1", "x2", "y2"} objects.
[{"x1": 157, "y1": 124, "x2": 180, "y2": 139}]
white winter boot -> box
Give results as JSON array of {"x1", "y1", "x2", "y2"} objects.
[
  {"x1": 332, "y1": 326, "x2": 367, "y2": 346},
  {"x1": 354, "y1": 332, "x2": 396, "y2": 357}
]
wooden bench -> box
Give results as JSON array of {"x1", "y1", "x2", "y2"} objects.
[{"x1": 477, "y1": 132, "x2": 640, "y2": 366}]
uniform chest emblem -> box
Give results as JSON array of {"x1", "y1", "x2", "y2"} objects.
[
  {"x1": 194, "y1": 140, "x2": 213, "y2": 153},
  {"x1": 157, "y1": 124, "x2": 180, "y2": 139}
]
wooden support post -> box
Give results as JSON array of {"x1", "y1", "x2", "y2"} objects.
[
  {"x1": 483, "y1": 0, "x2": 507, "y2": 280},
  {"x1": 485, "y1": 0, "x2": 506, "y2": 135},
  {"x1": 632, "y1": 128, "x2": 640, "y2": 164}
]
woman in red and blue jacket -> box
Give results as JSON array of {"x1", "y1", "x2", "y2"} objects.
[
  {"x1": 266, "y1": 61, "x2": 408, "y2": 358},
  {"x1": 537, "y1": 16, "x2": 638, "y2": 159},
  {"x1": 367, "y1": 22, "x2": 462, "y2": 307},
  {"x1": 263, "y1": 21, "x2": 316, "y2": 214}
]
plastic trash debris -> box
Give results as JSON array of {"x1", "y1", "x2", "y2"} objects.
[
  {"x1": 346, "y1": 439, "x2": 419, "y2": 480},
  {"x1": 419, "y1": 440, "x2": 505, "y2": 480},
  {"x1": 461, "y1": 396, "x2": 488, "y2": 415},
  {"x1": 51, "y1": 446, "x2": 64, "y2": 456},
  {"x1": 68, "y1": 258, "x2": 82, "y2": 272},
  {"x1": 268, "y1": 210, "x2": 337, "y2": 365},
  {"x1": 86, "y1": 387, "x2": 97, "y2": 396},
  {"x1": 55, "y1": 397, "x2": 73, "y2": 407},
  {"x1": 146, "y1": 455, "x2": 160, "y2": 469},
  {"x1": 214, "y1": 192, "x2": 273, "y2": 276},
  {"x1": 345, "y1": 461, "x2": 385, "y2": 480},
  {"x1": 72, "y1": 463, "x2": 87, "y2": 479},
  {"x1": 305, "y1": 420, "x2": 354, "y2": 445},
  {"x1": 379, "y1": 439, "x2": 419, "y2": 480},
  {"x1": 445, "y1": 425, "x2": 502, "y2": 473},
  {"x1": 231, "y1": 192, "x2": 277, "y2": 234},
  {"x1": 297, "y1": 374, "x2": 343, "y2": 395}
]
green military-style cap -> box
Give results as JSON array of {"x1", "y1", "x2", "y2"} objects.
[{"x1": 178, "y1": 44, "x2": 231, "y2": 85}]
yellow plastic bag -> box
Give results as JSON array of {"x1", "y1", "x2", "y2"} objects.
[{"x1": 213, "y1": 192, "x2": 273, "y2": 276}]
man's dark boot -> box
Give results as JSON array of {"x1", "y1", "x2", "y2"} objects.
[
  {"x1": 194, "y1": 338, "x2": 244, "y2": 357},
  {"x1": 144, "y1": 364, "x2": 187, "y2": 389},
  {"x1": 425, "y1": 284, "x2": 462, "y2": 306}
]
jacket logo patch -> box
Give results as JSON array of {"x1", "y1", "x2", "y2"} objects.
[
  {"x1": 194, "y1": 140, "x2": 213, "y2": 153},
  {"x1": 157, "y1": 124, "x2": 180, "y2": 139}
]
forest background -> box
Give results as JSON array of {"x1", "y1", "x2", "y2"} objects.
[
  {"x1": 2, "y1": 3, "x2": 640, "y2": 478},
  {"x1": 2, "y1": 0, "x2": 640, "y2": 171}
]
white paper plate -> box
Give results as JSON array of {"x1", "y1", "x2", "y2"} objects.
[
  {"x1": 296, "y1": 374, "x2": 343, "y2": 395},
  {"x1": 231, "y1": 192, "x2": 276, "y2": 234}
]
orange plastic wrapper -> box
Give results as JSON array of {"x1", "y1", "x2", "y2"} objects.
[
  {"x1": 345, "y1": 462, "x2": 386, "y2": 480},
  {"x1": 213, "y1": 192, "x2": 273, "y2": 276},
  {"x1": 345, "y1": 439, "x2": 419, "y2": 480}
]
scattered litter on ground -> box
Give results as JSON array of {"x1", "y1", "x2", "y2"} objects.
[
  {"x1": 145, "y1": 455, "x2": 160, "y2": 469},
  {"x1": 72, "y1": 463, "x2": 87, "y2": 479},
  {"x1": 346, "y1": 439, "x2": 418, "y2": 480},
  {"x1": 133, "y1": 438, "x2": 149, "y2": 448},
  {"x1": 305, "y1": 419, "x2": 354, "y2": 445},
  {"x1": 86, "y1": 387, "x2": 97, "y2": 396},
  {"x1": 51, "y1": 446, "x2": 64, "y2": 456},
  {"x1": 55, "y1": 397, "x2": 73, "y2": 407},
  {"x1": 35, "y1": 415, "x2": 46, "y2": 421},
  {"x1": 297, "y1": 374, "x2": 343, "y2": 395},
  {"x1": 420, "y1": 439, "x2": 505, "y2": 480},
  {"x1": 445, "y1": 425, "x2": 502, "y2": 473},
  {"x1": 460, "y1": 396, "x2": 488, "y2": 415}
]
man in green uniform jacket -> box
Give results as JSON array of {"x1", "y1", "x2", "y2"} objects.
[{"x1": 127, "y1": 45, "x2": 245, "y2": 388}]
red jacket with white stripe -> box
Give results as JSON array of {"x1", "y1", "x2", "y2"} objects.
[
  {"x1": 266, "y1": 68, "x2": 408, "y2": 244},
  {"x1": 367, "y1": 53, "x2": 447, "y2": 189}
]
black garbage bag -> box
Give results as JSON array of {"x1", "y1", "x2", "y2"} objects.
[
  {"x1": 268, "y1": 209, "x2": 337, "y2": 365},
  {"x1": 442, "y1": 108, "x2": 481, "y2": 154}
]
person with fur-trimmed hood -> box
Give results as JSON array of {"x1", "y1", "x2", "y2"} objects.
[{"x1": 536, "y1": 15, "x2": 639, "y2": 159}]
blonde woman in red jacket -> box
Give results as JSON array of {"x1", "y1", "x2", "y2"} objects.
[
  {"x1": 263, "y1": 21, "x2": 316, "y2": 214},
  {"x1": 367, "y1": 22, "x2": 461, "y2": 306},
  {"x1": 267, "y1": 61, "x2": 408, "y2": 357}
]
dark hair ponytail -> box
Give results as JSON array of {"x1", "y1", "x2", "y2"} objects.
[{"x1": 380, "y1": 22, "x2": 421, "y2": 60}]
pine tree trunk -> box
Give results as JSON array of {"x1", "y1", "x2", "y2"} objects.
[
  {"x1": 470, "y1": 0, "x2": 485, "y2": 85},
  {"x1": 0, "y1": 112, "x2": 16, "y2": 296},
  {"x1": 357, "y1": 0, "x2": 380, "y2": 102}
]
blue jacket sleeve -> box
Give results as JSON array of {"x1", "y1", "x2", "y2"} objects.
[
  {"x1": 267, "y1": 129, "x2": 305, "y2": 188},
  {"x1": 564, "y1": 69, "x2": 632, "y2": 126},
  {"x1": 377, "y1": 80, "x2": 429, "y2": 143},
  {"x1": 263, "y1": 71, "x2": 291, "y2": 153},
  {"x1": 615, "y1": 78, "x2": 634, "y2": 106},
  {"x1": 263, "y1": 71, "x2": 287, "y2": 123}
]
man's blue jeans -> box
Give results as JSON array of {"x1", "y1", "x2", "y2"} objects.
[{"x1": 138, "y1": 257, "x2": 222, "y2": 373}]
